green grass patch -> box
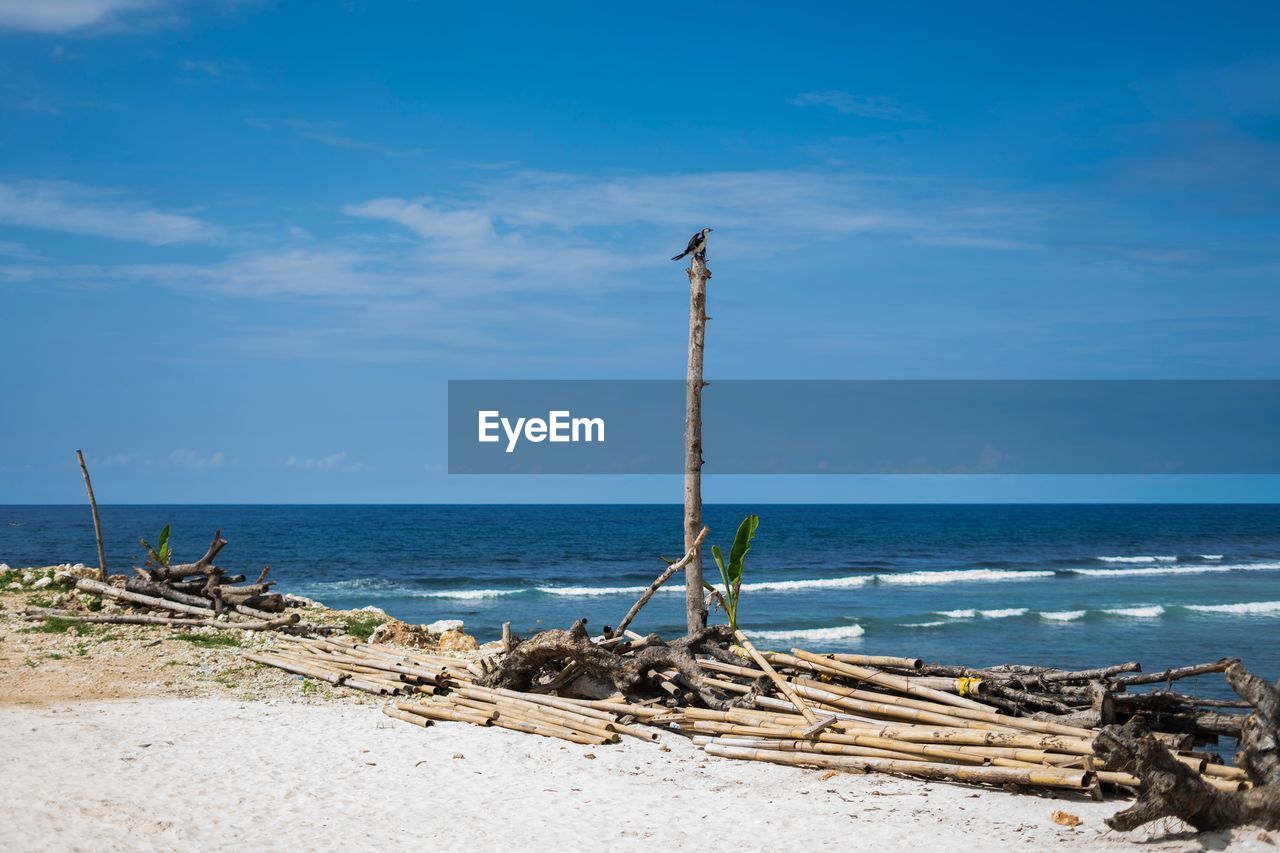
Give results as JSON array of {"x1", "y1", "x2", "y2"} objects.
[
  {"x1": 26, "y1": 617, "x2": 97, "y2": 635},
  {"x1": 171, "y1": 631, "x2": 242, "y2": 649},
  {"x1": 336, "y1": 613, "x2": 387, "y2": 641}
]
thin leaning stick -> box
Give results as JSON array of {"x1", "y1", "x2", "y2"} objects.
[
  {"x1": 733, "y1": 630, "x2": 827, "y2": 729},
  {"x1": 610, "y1": 526, "x2": 709, "y2": 639}
]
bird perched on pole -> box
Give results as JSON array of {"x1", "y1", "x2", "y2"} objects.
[{"x1": 672, "y1": 227, "x2": 713, "y2": 261}]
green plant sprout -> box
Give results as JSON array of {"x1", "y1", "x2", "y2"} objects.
[{"x1": 703, "y1": 514, "x2": 759, "y2": 631}]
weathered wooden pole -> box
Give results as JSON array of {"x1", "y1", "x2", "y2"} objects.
[
  {"x1": 75, "y1": 449, "x2": 108, "y2": 581},
  {"x1": 683, "y1": 248, "x2": 711, "y2": 632}
]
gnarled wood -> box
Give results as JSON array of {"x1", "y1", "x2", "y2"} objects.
[
  {"x1": 1095, "y1": 662, "x2": 1280, "y2": 832},
  {"x1": 478, "y1": 619, "x2": 741, "y2": 708}
]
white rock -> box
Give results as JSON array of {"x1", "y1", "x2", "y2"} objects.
[
  {"x1": 30, "y1": 576, "x2": 53, "y2": 589},
  {"x1": 72, "y1": 563, "x2": 86, "y2": 570},
  {"x1": 355, "y1": 605, "x2": 387, "y2": 616},
  {"x1": 21, "y1": 572, "x2": 34, "y2": 585},
  {"x1": 426, "y1": 619, "x2": 464, "y2": 634},
  {"x1": 0, "y1": 563, "x2": 9, "y2": 571}
]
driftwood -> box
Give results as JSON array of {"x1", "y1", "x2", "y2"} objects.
[
  {"x1": 1094, "y1": 661, "x2": 1279, "y2": 832},
  {"x1": 63, "y1": 529, "x2": 326, "y2": 634},
  {"x1": 609, "y1": 526, "x2": 709, "y2": 638},
  {"x1": 478, "y1": 618, "x2": 743, "y2": 709},
  {"x1": 144, "y1": 531, "x2": 227, "y2": 582},
  {"x1": 75, "y1": 450, "x2": 108, "y2": 582}
]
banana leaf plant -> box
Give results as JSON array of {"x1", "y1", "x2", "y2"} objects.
[
  {"x1": 139, "y1": 524, "x2": 172, "y2": 568},
  {"x1": 703, "y1": 514, "x2": 759, "y2": 631}
]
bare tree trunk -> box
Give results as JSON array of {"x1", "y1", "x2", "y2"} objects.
[
  {"x1": 75, "y1": 450, "x2": 108, "y2": 582},
  {"x1": 683, "y1": 252, "x2": 710, "y2": 633}
]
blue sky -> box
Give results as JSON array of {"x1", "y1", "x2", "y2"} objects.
[{"x1": 1, "y1": 1, "x2": 1278, "y2": 503}]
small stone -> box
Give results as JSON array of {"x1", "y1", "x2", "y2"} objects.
[
  {"x1": 1050, "y1": 810, "x2": 1081, "y2": 828},
  {"x1": 426, "y1": 619, "x2": 464, "y2": 634},
  {"x1": 30, "y1": 576, "x2": 52, "y2": 590},
  {"x1": 21, "y1": 572, "x2": 35, "y2": 585}
]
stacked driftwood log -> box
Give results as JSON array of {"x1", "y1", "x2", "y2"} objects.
[
  {"x1": 247, "y1": 615, "x2": 1280, "y2": 833},
  {"x1": 25, "y1": 530, "x2": 335, "y2": 635}
]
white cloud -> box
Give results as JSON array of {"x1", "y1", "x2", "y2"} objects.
[
  {"x1": 0, "y1": 180, "x2": 217, "y2": 244},
  {"x1": 247, "y1": 118, "x2": 423, "y2": 157},
  {"x1": 0, "y1": 0, "x2": 166, "y2": 34},
  {"x1": 788, "y1": 91, "x2": 924, "y2": 121},
  {"x1": 169, "y1": 448, "x2": 224, "y2": 469},
  {"x1": 285, "y1": 452, "x2": 372, "y2": 472}
]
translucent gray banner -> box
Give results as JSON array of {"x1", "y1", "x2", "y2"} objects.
[{"x1": 447, "y1": 380, "x2": 1280, "y2": 474}]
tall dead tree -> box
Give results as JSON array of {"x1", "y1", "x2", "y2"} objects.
[{"x1": 683, "y1": 245, "x2": 711, "y2": 633}]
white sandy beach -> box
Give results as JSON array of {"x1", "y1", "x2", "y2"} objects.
[{"x1": 1, "y1": 697, "x2": 1271, "y2": 852}]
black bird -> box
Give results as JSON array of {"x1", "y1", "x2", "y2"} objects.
[{"x1": 672, "y1": 227, "x2": 713, "y2": 261}]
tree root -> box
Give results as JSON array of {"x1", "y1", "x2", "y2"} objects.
[
  {"x1": 1096, "y1": 661, "x2": 1280, "y2": 832},
  {"x1": 478, "y1": 619, "x2": 744, "y2": 708}
]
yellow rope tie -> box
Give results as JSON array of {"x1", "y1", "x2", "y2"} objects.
[{"x1": 957, "y1": 677, "x2": 984, "y2": 697}]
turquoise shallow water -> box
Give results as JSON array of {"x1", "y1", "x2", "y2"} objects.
[{"x1": 2, "y1": 504, "x2": 1277, "y2": 688}]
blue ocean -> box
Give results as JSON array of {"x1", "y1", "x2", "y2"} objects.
[{"x1": 3, "y1": 504, "x2": 1277, "y2": 684}]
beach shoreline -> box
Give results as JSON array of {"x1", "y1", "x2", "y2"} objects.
[{"x1": 6, "y1": 696, "x2": 1269, "y2": 852}]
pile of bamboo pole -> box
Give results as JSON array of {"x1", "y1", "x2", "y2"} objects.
[{"x1": 245, "y1": 634, "x2": 1252, "y2": 795}]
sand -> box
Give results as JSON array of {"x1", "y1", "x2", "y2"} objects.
[{"x1": 1, "y1": 698, "x2": 1273, "y2": 852}]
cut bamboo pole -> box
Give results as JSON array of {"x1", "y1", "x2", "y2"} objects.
[
  {"x1": 733, "y1": 630, "x2": 823, "y2": 726},
  {"x1": 789, "y1": 648, "x2": 989, "y2": 712},
  {"x1": 706, "y1": 733, "x2": 988, "y2": 765},
  {"x1": 395, "y1": 700, "x2": 494, "y2": 726},
  {"x1": 383, "y1": 706, "x2": 433, "y2": 727},
  {"x1": 702, "y1": 743, "x2": 1095, "y2": 789},
  {"x1": 832, "y1": 653, "x2": 923, "y2": 671}
]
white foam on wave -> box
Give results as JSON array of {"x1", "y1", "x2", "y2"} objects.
[
  {"x1": 741, "y1": 575, "x2": 872, "y2": 592},
  {"x1": 900, "y1": 621, "x2": 949, "y2": 628},
  {"x1": 416, "y1": 588, "x2": 519, "y2": 600},
  {"x1": 1185, "y1": 600, "x2": 1280, "y2": 615},
  {"x1": 747, "y1": 624, "x2": 866, "y2": 641},
  {"x1": 1074, "y1": 562, "x2": 1280, "y2": 579},
  {"x1": 1104, "y1": 605, "x2": 1165, "y2": 618},
  {"x1": 879, "y1": 569, "x2": 1054, "y2": 586},
  {"x1": 980, "y1": 607, "x2": 1029, "y2": 618},
  {"x1": 1041, "y1": 610, "x2": 1087, "y2": 622},
  {"x1": 1096, "y1": 556, "x2": 1177, "y2": 563},
  {"x1": 537, "y1": 584, "x2": 651, "y2": 597},
  {"x1": 1201, "y1": 555, "x2": 1224, "y2": 561},
  {"x1": 937, "y1": 609, "x2": 977, "y2": 618}
]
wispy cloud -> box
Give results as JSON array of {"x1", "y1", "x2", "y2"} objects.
[
  {"x1": 247, "y1": 118, "x2": 423, "y2": 157},
  {"x1": 285, "y1": 451, "x2": 372, "y2": 472},
  {"x1": 788, "y1": 91, "x2": 924, "y2": 121},
  {"x1": 0, "y1": 180, "x2": 217, "y2": 244},
  {"x1": 168, "y1": 448, "x2": 225, "y2": 469},
  {"x1": 0, "y1": 0, "x2": 169, "y2": 34}
]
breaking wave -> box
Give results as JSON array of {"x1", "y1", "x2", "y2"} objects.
[
  {"x1": 746, "y1": 624, "x2": 866, "y2": 642},
  {"x1": 1185, "y1": 600, "x2": 1280, "y2": 615},
  {"x1": 1041, "y1": 610, "x2": 1087, "y2": 622}
]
